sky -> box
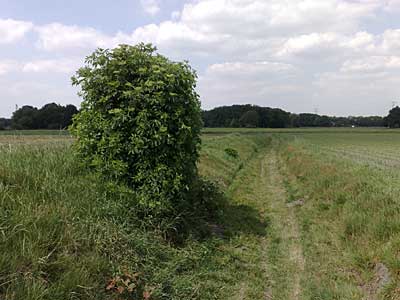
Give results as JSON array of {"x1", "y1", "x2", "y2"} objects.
[{"x1": 1, "y1": 0, "x2": 400, "y2": 117}]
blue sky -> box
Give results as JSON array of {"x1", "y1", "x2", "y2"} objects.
[
  {"x1": 1, "y1": 0, "x2": 400, "y2": 117},
  {"x1": 0, "y1": 0, "x2": 185, "y2": 32}
]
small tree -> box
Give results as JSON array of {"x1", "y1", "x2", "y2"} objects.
[
  {"x1": 386, "y1": 106, "x2": 400, "y2": 128},
  {"x1": 71, "y1": 44, "x2": 202, "y2": 217}
]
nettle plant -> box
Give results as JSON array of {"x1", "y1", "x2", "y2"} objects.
[{"x1": 71, "y1": 44, "x2": 202, "y2": 218}]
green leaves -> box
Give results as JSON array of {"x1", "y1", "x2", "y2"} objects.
[{"x1": 70, "y1": 43, "x2": 202, "y2": 221}]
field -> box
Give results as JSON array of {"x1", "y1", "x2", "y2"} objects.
[{"x1": 1, "y1": 128, "x2": 400, "y2": 299}]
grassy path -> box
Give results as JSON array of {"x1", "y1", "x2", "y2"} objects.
[
  {"x1": 262, "y1": 150, "x2": 305, "y2": 300},
  {"x1": 226, "y1": 146, "x2": 305, "y2": 299}
]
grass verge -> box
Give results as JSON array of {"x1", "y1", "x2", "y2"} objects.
[{"x1": 0, "y1": 133, "x2": 270, "y2": 300}]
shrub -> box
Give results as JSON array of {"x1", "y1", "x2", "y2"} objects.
[
  {"x1": 71, "y1": 43, "x2": 202, "y2": 219},
  {"x1": 224, "y1": 147, "x2": 239, "y2": 159}
]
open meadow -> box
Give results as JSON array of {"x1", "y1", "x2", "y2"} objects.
[{"x1": 1, "y1": 128, "x2": 399, "y2": 299}]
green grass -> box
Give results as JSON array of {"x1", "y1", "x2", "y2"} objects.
[
  {"x1": 0, "y1": 132, "x2": 272, "y2": 300},
  {"x1": 0, "y1": 130, "x2": 71, "y2": 136},
  {"x1": 277, "y1": 130, "x2": 400, "y2": 299},
  {"x1": 2, "y1": 128, "x2": 400, "y2": 299}
]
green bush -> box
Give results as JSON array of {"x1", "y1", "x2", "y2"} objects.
[
  {"x1": 224, "y1": 147, "x2": 239, "y2": 159},
  {"x1": 71, "y1": 43, "x2": 202, "y2": 220}
]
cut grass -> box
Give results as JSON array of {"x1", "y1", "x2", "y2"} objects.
[{"x1": 277, "y1": 134, "x2": 400, "y2": 299}]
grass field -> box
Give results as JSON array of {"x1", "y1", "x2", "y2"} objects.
[{"x1": 1, "y1": 128, "x2": 400, "y2": 299}]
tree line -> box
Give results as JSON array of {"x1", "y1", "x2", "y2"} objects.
[
  {"x1": 2, "y1": 102, "x2": 400, "y2": 130},
  {"x1": 0, "y1": 103, "x2": 78, "y2": 130},
  {"x1": 203, "y1": 104, "x2": 400, "y2": 128}
]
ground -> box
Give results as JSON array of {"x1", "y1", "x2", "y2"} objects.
[{"x1": 0, "y1": 128, "x2": 399, "y2": 299}]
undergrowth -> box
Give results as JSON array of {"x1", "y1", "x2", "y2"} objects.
[{"x1": 0, "y1": 133, "x2": 269, "y2": 300}]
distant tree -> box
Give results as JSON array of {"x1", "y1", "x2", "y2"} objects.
[
  {"x1": 296, "y1": 113, "x2": 317, "y2": 127},
  {"x1": 11, "y1": 103, "x2": 78, "y2": 130},
  {"x1": 12, "y1": 106, "x2": 39, "y2": 129},
  {"x1": 0, "y1": 118, "x2": 11, "y2": 130},
  {"x1": 63, "y1": 104, "x2": 79, "y2": 128},
  {"x1": 37, "y1": 103, "x2": 64, "y2": 129},
  {"x1": 386, "y1": 106, "x2": 400, "y2": 128},
  {"x1": 267, "y1": 108, "x2": 291, "y2": 128},
  {"x1": 240, "y1": 110, "x2": 259, "y2": 127},
  {"x1": 317, "y1": 115, "x2": 333, "y2": 127},
  {"x1": 202, "y1": 104, "x2": 386, "y2": 128},
  {"x1": 229, "y1": 118, "x2": 240, "y2": 127},
  {"x1": 290, "y1": 114, "x2": 300, "y2": 127}
]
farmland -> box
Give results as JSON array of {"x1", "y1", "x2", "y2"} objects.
[{"x1": 1, "y1": 128, "x2": 400, "y2": 299}]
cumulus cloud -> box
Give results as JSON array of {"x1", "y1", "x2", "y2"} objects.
[
  {"x1": 35, "y1": 23, "x2": 108, "y2": 51},
  {"x1": 341, "y1": 56, "x2": 400, "y2": 73},
  {"x1": 0, "y1": 18, "x2": 33, "y2": 44},
  {"x1": 141, "y1": 0, "x2": 160, "y2": 16},
  {"x1": 22, "y1": 59, "x2": 82, "y2": 73},
  {"x1": 30, "y1": 0, "x2": 383, "y2": 58},
  {"x1": 2, "y1": 0, "x2": 400, "y2": 116},
  {"x1": 198, "y1": 61, "x2": 308, "y2": 111}
]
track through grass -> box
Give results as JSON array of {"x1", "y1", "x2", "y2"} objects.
[{"x1": 2, "y1": 129, "x2": 400, "y2": 299}]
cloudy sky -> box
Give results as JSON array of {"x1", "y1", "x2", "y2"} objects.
[{"x1": 1, "y1": 0, "x2": 400, "y2": 117}]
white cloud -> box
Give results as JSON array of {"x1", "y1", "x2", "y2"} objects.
[
  {"x1": 383, "y1": 0, "x2": 400, "y2": 12},
  {"x1": 198, "y1": 61, "x2": 307, "y2": 110},
  {"x1": 31, "y1": 0, "x2": 383, "y2": 58},
  {"x1": 276, "y1": 32, "x2": 342, "y2": 57},
  {"x1": 35, "y1": 23, "x2": 107, "y2": 51},
  {"x1": 180, "y1": 0, "x2": 378, "y2": 36},
  {"x1": 0, "y1": 60, "x2": 20, "y2": 75},
  {"x1": 22, "y1": 59, "x2": 82, "y2": 73},
  {"x1": 205, "y1": 61, "x2": 296, "y2": 77},
  {"x1": 341, "y1": 56, "x2": 400, "y2": 73},
  {"x1": 381, "y1": 29, "x2": 400, "y2": 52},
  {"x1": 141, "y1": 0, "x2": 160, "y2": 16},
  {"x1": 2, "y1": 0, "x2": 400, "y2": 117},
  {"x1": 0, "y1": 18, "x2": 33, "y2": 44}
]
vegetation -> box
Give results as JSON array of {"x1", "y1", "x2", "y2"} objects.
[
  {"x1": 3, "y1": 129, "x2": 400, "y2": 299},
  {"x1": 0, "y1": 118, "x2": 11, "y2": 130},
  {"x1": 0, "y1": 132, "x2": 271, "y2": 300},
  {"x1": 202, "y1": 104, "x2": 387, "y2": 128},
  {"x1": 386, "y1": 105, "x2": 400, "y2": 128},
  {"x1": 203, "y1": 104, "x2": 291, "y2": 128},
  {"x1": 1, "y1": 103, "x2": 395, "y2": 131},
  {"x1": 71, "y1": 44, "x2": 203, "y2": 228},
  {"x1": 276, "y1": 131, "x2": 400, "y2": 299},
  {"x1": 11, "y1": 103, "x2": 78, "y2": 130}
]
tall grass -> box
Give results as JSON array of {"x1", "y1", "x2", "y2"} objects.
[{"x1": 0, "y1": 133, "x2": 269, "y2": 300}]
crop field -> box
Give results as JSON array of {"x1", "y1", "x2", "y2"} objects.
[{"x1": 1, "y1": 128, "x2": 400, "y2": 299}]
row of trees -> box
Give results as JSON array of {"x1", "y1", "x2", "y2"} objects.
[
  {"x1": 2, "y1": 103, "x2": 400, "y2": 130},
  {"x1": 202, "y1": 104, "x2": 397, "y2": 128},
  {"x1": 0, "y1": 103, "x2": 78, "y2": 130}
]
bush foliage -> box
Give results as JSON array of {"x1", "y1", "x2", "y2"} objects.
[{"x1": 71, "y1": 43, "x2": 202, "y2": 218}]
